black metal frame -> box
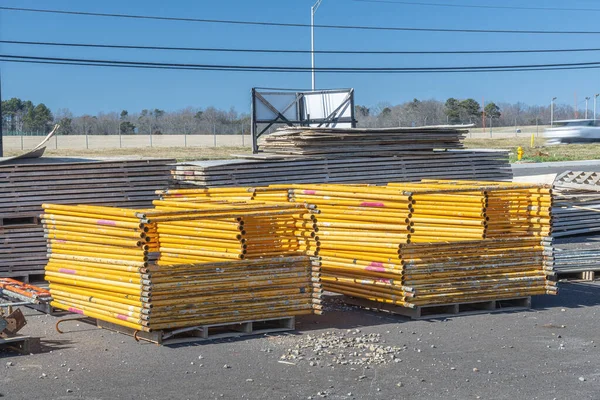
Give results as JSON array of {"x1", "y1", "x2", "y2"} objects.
[{"x1": 250, "y1": 87, "x2": 356, "y2": 153}]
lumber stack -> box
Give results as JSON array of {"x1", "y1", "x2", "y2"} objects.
[
  {"x1": 42, "y1": 203, "x2": 322, "y2": 332},
  {"x1": 172, "y1": 150, "x2": 512, "y2": 188},
  {"x1": 259, "y1": 126, "x2": 467, "y2": 156},
  {"x1": 0, "y1": 158, "x2": 174, "y2": 279}
]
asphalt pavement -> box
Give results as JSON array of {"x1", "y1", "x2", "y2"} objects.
[{"x1": 1, "y1": 283, "x2": 599, "y2": 400}]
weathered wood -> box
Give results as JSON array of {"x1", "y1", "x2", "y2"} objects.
[
  {"x1": 97, "y1": 316, "x2": 296, "y2": 344},
  {"x1": 343, "y1": 296, "x2": 531, "y2": 320},
  {"x1": 173, "y1": 150, "x2": 512, "y2": 188},
  {"x1": 0, "y1": 158, "x2": 175, "y2": 277}
]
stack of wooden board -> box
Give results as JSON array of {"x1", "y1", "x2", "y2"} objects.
[
  {"x1": 172, "y1": 150, "x2": 512, "y2": 188},
  {"x1": 0, "y1": 158, "x2": 174, "y2": 279},
  {"x1": 258, "y1": 126, "x2": 467, "y2": 156}
]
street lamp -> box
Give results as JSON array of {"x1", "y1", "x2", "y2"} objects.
[
  {"x1": 595, "y1": 94, "x2": 599, "y2": 121},
  {"x1": 586, "y1": 97, "x2": 591, "y2": 119},
  {"x1": 551, "y1": 97, "x2": 557, "y2": 128},
  {"x1": 311, "y1": 0, "x2": 324, "y2": 91}
]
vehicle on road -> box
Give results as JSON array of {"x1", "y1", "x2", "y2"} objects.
[{"x1": 545, "y1": 119, "x2": 600, "y2": 144}]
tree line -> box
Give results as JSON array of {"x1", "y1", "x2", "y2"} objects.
[
  {"x1": 356, "y1": 98, "x2": 582, "y2": 129},
  {"x1": 1, "y1": 98, "x2": 252, "y2": 136},
  {"x1": 0, "y1": 96, "x2": 588, "y2": 135}
]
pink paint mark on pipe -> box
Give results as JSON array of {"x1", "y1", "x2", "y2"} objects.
[
  {"x1": 303, "y1": 190, "x2": 317, "y2": 195},
  {"x1": 369, "y1": 262, "x2": 384, "y2": 267},
  {"x1": 376, "y1": 279, "x2": 393, "y2": 284},
  {"x1": 360, "y1": 202, "x2": 385, "y2": 207},
  {"x1": 116, "y1": 314, "x2": 129, "y2": 321},
  {"x1": 97, "y1": 220, "x2": 117, "y2": 226},
  {"x1": 55, "y1": 239, "x2": 67, "y2": 244},
  {"x1": 366, "y1": 266, "x2": 386, "y2": 272},
  {"x1": 58, "y1": 268, "x2": 77, "y2": 275},
  {"x1": 68, "y1": 307, "x2": 84, "y2": 315}
]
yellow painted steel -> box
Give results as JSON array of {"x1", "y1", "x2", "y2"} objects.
[
  {"x1": 43, "y1": 202, "x2": 322, "y2": 333},
  {"x1": 43, "y1": 180, "x2": 554, "y2": 333}
]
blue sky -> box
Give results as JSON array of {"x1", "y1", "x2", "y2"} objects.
[{"x1": 1, "y1": 0, "x2": 600, "y2": 115}]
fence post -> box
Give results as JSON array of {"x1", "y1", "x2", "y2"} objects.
[
  {"x1": 119, "y1": 132, "x2": 122, "y2": 148},
  {"x1": 55, "y1": 131, "x2": 58, "y2": 149},
  {"x1": 184, "y1": 132, "x2": 187, "y2": 147},
  {"x1": 213, "y1": 124, "x2": 217, "y2": 147},
  {"x1": 20, "y1": 133, "x2": 24, "y2": 150},
  {"x1": 150, "y1": 132, "x2": 153, "y2": 148},
  {"x1": 85, "y1": 132, "x2": 89, "y2": 149},
  {"x1": 241, "y1": 124, "x2": 245, "y2": 146}
]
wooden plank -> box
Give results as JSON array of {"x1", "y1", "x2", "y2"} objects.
[
  {"x1": 343, "y1": 296, "x2": 531, "y2": 320},
  {"x1": 97, "y1": 316, "x2": 296, "y2": 344}
]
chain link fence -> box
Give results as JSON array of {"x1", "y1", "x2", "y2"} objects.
[{"x1": 3, "y1": 127, "x2": 251, "y2": 151}]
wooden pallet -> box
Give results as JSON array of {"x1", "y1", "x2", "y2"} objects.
[
  {"x1": 556, "y1": 269, "x2": 599, "y2": 282},
  {"x1": 96, "y1": 316, "x2": 296, "y2": 345},
  {"x1": 0, "y1": 336, "x2": 41, "y2": 354},
  {"x1": 343, "y1": 296, "x2": 532, "y2": 320}
]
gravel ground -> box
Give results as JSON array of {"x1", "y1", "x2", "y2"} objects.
[{"x1": 1, "y1": 282, "x2": 599, "y2": 400}]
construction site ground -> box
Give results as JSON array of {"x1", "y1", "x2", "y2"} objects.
[{"x1": 1, "y1": 281, "x2": 598, "y2": 400}]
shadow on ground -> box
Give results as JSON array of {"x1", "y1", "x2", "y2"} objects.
[{"x1": 533, "y1": 281, "x2": 600, "y2": 310}]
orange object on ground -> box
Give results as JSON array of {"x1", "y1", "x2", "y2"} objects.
[{"x1": 0, "y1": 278, "x2": 52, "y2": 303}]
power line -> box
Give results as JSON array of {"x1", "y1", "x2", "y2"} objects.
[
  {"x1": 3, "y1": 54, "x2": 600, "y2": 73},
  {"x1": 5, "y1": 39, "x2": 600, "y2": 55},
  {"x1": 352, "y1": 0, "x2": 600, "y2": 12},
  {"x1": 5, "y1": 57, "x2": 600, "y2": 74},
  {"x1": 3, "y1": 6, "x2": 600, "y2": 35}
]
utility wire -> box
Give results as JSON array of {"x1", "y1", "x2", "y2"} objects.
[
  {"x1": 5, "y1": 39, "x2": 600, "y2": 55},
  {"x1": 352, "y1": 0, "x2": 600, "y2": 12},
  {"x1": 5, "y1": 57, "x2": 600, "y2": 74},
  {"x1": 3, "y1": 54, "x2": 600, "y2": 73},
  {"x1": 3, "y1": 6, "x2": 600, "y2": 35}
]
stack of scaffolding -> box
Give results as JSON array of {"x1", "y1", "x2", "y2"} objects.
[
  {"x1": 42, "y1": 203, "x2": 322, "y2": 332},
  {"x1": 288, "y1": 181, "x2": 556, "y2": 307},
  {"x1": 547, "y1": 171, "x2": 600, "y2": 275},
  {"x1": 0, "y1": 158, "x2": 174, "y2": 279},
  {"x1": 150, "y1": 199, "x2": 318, "y2": 264}
]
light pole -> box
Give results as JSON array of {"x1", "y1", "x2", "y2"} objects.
[
  {"x1": 311, "y1": 0, "x2": 323, "y2": 91},
  {"x1": 586, "y1": 97, "x2": 591, "y2": 119},
  {"x1": 551, "y1": 97, "x2": 557, "y2": 127},
  {"x1": 595, "y1": 94, "x2": 599, "y2": 121}
]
